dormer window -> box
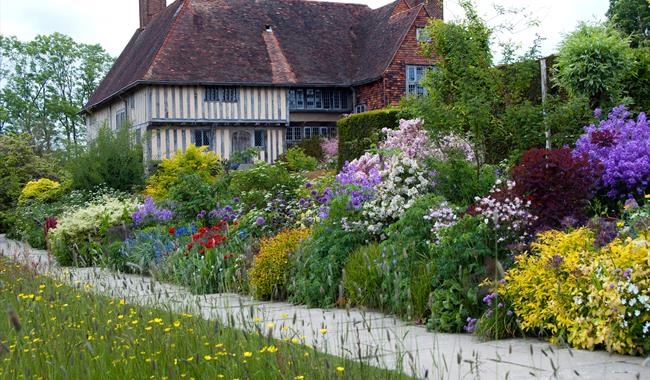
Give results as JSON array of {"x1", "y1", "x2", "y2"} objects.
[{"x1": 204, "y1": 86, "x2": 239, "y2": 102}]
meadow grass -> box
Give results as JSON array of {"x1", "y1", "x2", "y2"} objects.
[{"x1": 0, "y1": 258, "x2": 412, "y2": 380}]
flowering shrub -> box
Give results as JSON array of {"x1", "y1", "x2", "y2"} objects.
[
  {"x1": 18, "y1": 178, "x2": 62, "y2": 204},
  {"x1": 382, "y1": 119, "x2": 435, "y2": 159},
  {"x1": 432, "y1": 134, "x2": 476, "y2": 162},
  {"x1": 145, "y1": 145, "x2": 222, "y2": 200},
  {"x1": 49, "y1": 196, "x2": 138, "y2": 266},
  {"x1": 497, "y1": 229, "x2": 650, "y2": 355},
  {"x1": 512, "y1": 148, "x2": 597, "y2": 231},
  {"x1": 321, "y1": 137, "x2": 338, "y2": 164},
  {"x1": 574, "y1": 105, "x2": 650, "y2": 199},
  {"x1": 362, "y1": 154, "x2": 432, "y2": 235},
  {"x1": 470, "y1": 180, "x2": 535, "y2": 245},
  {"x1": 131, "y1": 196, "x2": 173, "y2": 226},
  {"x1": 424, "y1": 201, "x2": 459, "y2": 243},
  {"x1": 249, "y1": 228, "x2": 310, "y2": 300}
]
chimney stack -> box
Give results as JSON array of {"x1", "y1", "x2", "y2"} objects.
[{"x1": 140, "y1": 0, "x2": 167, "y2": 28}]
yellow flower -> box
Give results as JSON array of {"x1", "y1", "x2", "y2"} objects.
[
  {"x1": 203, "y1": 355, "x2": 212, "y2": 361},
  {"x1": 173, "y1": 321, "x2": 181, "y2": 328},
  {"x1": 119, "y1": 299, "x2": 125, "y2": 305},
  {"x1": 295, "y1": 377, "x2": 305, "y2": 380},
  {"x1": 243, "y1": 352, "x2": 253, "y2": 358},
  {"x1": 336, "y1": 367, "x2": 345, "y2": 373},
  {"x1": 645, "y1": 194, "x2": 650, "y2": 199},
  {"x1": 319, "y1": 328, "x2": 328, "y2": 334},
  {"x1": 267, "y1": 345, "x2": 278, "y2": 353}
]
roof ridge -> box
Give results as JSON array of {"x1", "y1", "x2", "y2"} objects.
[{"x1": 144, "y1": 0, "x2": 188, "y2": 80}]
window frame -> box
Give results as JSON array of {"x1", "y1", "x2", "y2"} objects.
[
  {"x1": 204, "y1": 86, "x2": 239, "y2": 103},
  {"x1": 194, "y1": 129, "x2": 212, "y2": 149},
  {"x1": 405, "y1": 65, "x2": 432, "y2": 96}
]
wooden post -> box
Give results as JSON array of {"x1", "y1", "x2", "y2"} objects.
[{"x1": 540, "y1": 57, "x2": 551, "y2": 149}]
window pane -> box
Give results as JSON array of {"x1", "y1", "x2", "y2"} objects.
[
  {"x1": 294, "y1": 127, "x2": 302, "y2": 140},
  {"x1": 333, "y1": 91, "x2": 341, "y2": 109},
  {"x1": 314, "y1": 89, "x2": 322, "y2": 109},
  {"x1": 304, "y1": 127, "x2": 311, "y2": 139},
  {"x1": 296, "y1": 90, "x2": 304, "y2": 108},
  {"x1": 286, "y1": 127, "x2": 293, "y2": 141},
  {"x1": 288, "y1": 90, "x2": 296, "y2": 109},
  {"x1": 323, "y1": 90, "x2": 332, "y2": 109},
  {"x1": 306, "y1": 89, "x2": 315, "y2": 109},
  {"x1": 254, "y1": 130, "x2": 266, "y2": 147}
]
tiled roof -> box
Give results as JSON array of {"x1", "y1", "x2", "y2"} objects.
[{"x1": 85, "y1": 0, "x2": 436, "y2": 110}]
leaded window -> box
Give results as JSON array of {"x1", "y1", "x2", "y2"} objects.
[
  {"x1": 204, "y1": 86, "x2": 239, "y2": 102},
  {"x1": 406, "y1": 65, "x2": 431, "y2": 96},
  {"x1": 194, "y1": 129, "x2": 212, "y2": 148}
]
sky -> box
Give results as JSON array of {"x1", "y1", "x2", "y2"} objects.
[{"x1": 0, "y1": 0, "x2": 609, "y2": 62}]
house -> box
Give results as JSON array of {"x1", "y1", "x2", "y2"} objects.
[{"x1": 82, "y1": 0, "x2": 441, "y2": 162}]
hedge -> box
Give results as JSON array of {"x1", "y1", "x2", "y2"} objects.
[{"x1": 337, "y1": 109, "x2": 400, "y2": 169}]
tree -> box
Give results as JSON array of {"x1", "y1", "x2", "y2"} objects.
[
  {"x1": 0, "y1": 33, "x2": 113, "y2": 151},
  {"x1": 607, "y1": 0, "x2": 650, "y2": 47},
  {"x1": 554, "y1": 23, "x2": 634, "y2": 109}
]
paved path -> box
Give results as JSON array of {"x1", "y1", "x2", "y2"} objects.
[{"x1": 1, "y1": 235, "x2": 648, "y2": 380}]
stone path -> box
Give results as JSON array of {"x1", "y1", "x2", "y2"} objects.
[{"x1": 1, "y1": 235, "x2": 648, "y2": 380}]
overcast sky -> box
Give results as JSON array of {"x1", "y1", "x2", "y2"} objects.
[{"x1": 0, "y1": 0, "x2": 609, "y2": 62}]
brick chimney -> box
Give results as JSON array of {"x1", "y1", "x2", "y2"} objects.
[{"x1": 140, "y1": 0, "x2": 167, "y2": 28}]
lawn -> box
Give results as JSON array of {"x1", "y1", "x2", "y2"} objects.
[{"x1": 0, "y1": 259, "x2": 412, "y2": 380}]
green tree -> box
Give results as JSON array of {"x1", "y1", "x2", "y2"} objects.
[
  {"x1": 0, "y1": 33, "x2": 113, "y2": 151},
  {"x1": 67, "y1": 123, "x2": 145, "y2": 192},
  {"x1": 607, "y1": 0, "x2": 650, "y2": 47},
  {"x1": 554, "y1": 23, "x2": 635, "y2": 109}
]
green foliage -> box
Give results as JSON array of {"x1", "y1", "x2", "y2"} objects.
[
  {"x1": 385, "y1": 194, "x2": 444, "y2": 253},
  {"x1": 288, "y1": 196, "x2": 369, "y2": 308},
  {"x1": 625, "y1": 47, "x2": 650, "y2": 112},
  {"x1": 607, "y1": 0, "x2": 650, "y2": 47},
  {"x1": 0, "y1": 33, "x2": 113, "y2": 149},
  {"x1": 427, "y1": 216, "x2": 493, "y2": 332},
  {"x1": 296, "y1": 136, "x2": 324, "y2": 161},
  {"x1": 342, "y1": 244, "x2": 384, "y2": 308},
  {"x1": 285, "y1": 147, "x2": 318, "y2": 172},
  {"x1": 229, "y1": 162, "x2": 303, "y2": 207},
  {"x1": 555, "y1": 23, "x2": 634, "y2": 108},
  {"x1": 68, "y1": 124, "x2": 144, "y2": 192},
  {"x1": 167, "y1": 174, "x2": 216, "y2": 221},
  {"x1": 336, "y1": 109, "x2": 399, "y2": 169},
  {"x1": 0, "y1": 133, "x2": 59, "y2": 232},
  {"x1": 145, "y1": 144, "x2": 222, "y2": 200},
  {"x1": 431, "y1": 160, "x2": 496, "y2": 208}
]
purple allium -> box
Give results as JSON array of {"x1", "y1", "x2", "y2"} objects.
[
  {"x1": 255, "y1": 216, "x2": 266, "y2": 226},
  {"x1": 132, "y1": 196, "x2": 173, "y2": 226}
]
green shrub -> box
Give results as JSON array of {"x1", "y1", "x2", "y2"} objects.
[
  {"x1": 114, "y1": 227, "x2": 175, "y2": 274},
  {"x1": 285, "y1": 147, "x2": 317, "y2": 172},
  {"x1": 385, "y1": 194, "x2": 444, "y2": 254},
  {"x1": 0, "y1": 134, "x2": 60, "y2": 232},
  {"x1": 68, "y1": 124, "x2": 144, "y2": 192},
  {"x1": 555, "y1": 22, "x2": 634, "y2": 108},
  {"x1": 145, "y1": 144, "x2": 222, "y2": 200},
  {"x1": 229, "y1": 162, "x2": 303, "y2": 207},
  {"x1": 167, "y1": 174, "x2": 217, "y2": 221},
  {"x1": 296, "y1": 136, "x2": 324, "y2": 161},
  {"x1": 342, "y1": 244, "x2": 384, "y2": 308},
  {"x1": 431, "y1": 159, "x2": 496, "y2": 208},
  {"x1": 337, "y1": 109, "x2": 399, "y2": 170},
  {"x1": 249, "y1": 228, "x2": 310, "y2": 300},
  {"x1": 427, "y1": 215, "x2": 493, "y2": 332},
  {"x1": 288, "y1": 195, "x2": 369, "y2": 308}
]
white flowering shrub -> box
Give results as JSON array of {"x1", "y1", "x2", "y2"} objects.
[
  {"x1": 362, "y1": 155, "x2": 432, "y2": 235},
  {"x1": 49, "y1": 195, "x2": 138, "y2": 266}
]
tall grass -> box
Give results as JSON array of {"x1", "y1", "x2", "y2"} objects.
[{"x1": 0, "y1": 259, "x2": 412, "y2": 380}]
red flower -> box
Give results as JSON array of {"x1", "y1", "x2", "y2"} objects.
[
  {"x1": 187, "y1": 243, "x2": 193, "y2": 250},
  {"x1": 211, "y1": 226, "x2": 220, "y2": 231},
  {"x1": 168, "y1": 228, "x2": 176, "y2": 234},
  {"x1": 183, "y1": 252, "x2": 188, "y2": 257},
  {"x1": 232, "y1": 220, "x2": 239, "y2": 225},
  {"x1": 199, "y1": 227, "x2": 208, "y2": 233},
  {"x1": 199, "y1": 249, "x2": 205, "y2": 255}
]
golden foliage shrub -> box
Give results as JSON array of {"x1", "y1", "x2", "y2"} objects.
[{"x1": 249, "y1": 228, "x2": 310, "y2": 300}]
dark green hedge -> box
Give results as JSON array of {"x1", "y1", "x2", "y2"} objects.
[{"x1": 337, "y1": 109, "x2": 400, "y2": 169}]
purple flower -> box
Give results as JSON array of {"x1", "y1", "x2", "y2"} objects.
[
  {"x1": 506, "y1": 310, "x2": 513, "y2": 317},
  {"x1": 132, "y1": 196, "x2": 173, "y2": 226},
  {"x1": 482, "y1": 292, "x2": 498, "y2": 306},
  {"x1": 464, "y1": 317, "x2": 478, "y2": 333},
  {"x1": 255, "y1": 216, "x2": 266, "y2": 226},
  {"x1": 623, "y1": 268, "x2": 632, "y2": 279},
  {"x1": 574, "y1": 105, "x2": 650, "y2": 199},
  {"x1": 306, "y1": 182, "x2": 313, "y2": 188},
  {"x1": 497, "y1": 303, "x2": 504, "y2": 309}
]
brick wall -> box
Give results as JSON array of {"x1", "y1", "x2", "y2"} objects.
[
  {"x1": 356, "y1": 81, "x2": 386, "y2": 110},
  {"x1": 355, "y1": 6, "x2": 437, "y2": 111},
  {"x1": 383, "y1": 7, "x2": 436, "y2": 106}
]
